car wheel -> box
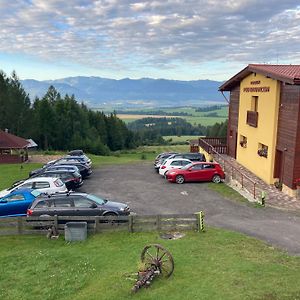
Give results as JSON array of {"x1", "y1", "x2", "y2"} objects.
[
  {"x1": 103, "y1": 212, "x2": 117, "y2": 224},
  {"x1": 212, "y1": 174, "x2": 221, "y2": 183},
  {"x1": 176, "y1": 175, "x2": 185, "y2": 184}
]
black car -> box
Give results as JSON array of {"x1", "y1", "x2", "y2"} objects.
[
  {"x1": 31, "y1": 170, "x2": 83, "y2": 190},
  {"x1": 167, "y1": 152, "x2": 206, "y2": 162},
  {"x1": 27, "y1": 192, "x2": 130, "y2": 217},
  {"x1": 49, "y1": 160, "x2": 92, "y2": 179},
  {"x1": 48, "y1": 156, "x2": 92, "y2": 168},
  {"x1": 29, "y1": 164, "x2": 80, "y2": 178},
  {"x1": 68, "y1": 149, "x2": 84, "y2": 156}
]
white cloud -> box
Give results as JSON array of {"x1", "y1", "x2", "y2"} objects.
[{"x1": 0, "y1": 0, "x2": 299, "y2": 79}]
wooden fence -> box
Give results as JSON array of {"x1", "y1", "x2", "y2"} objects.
[{"x1": 0, "y1": 213, "x2": 204, "y2": 236}]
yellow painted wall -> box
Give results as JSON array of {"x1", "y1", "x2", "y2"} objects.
[{"x1": 236, "y1": 73, "x2": 280, "y2": 184}]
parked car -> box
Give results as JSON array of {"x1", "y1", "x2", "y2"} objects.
[
  {"x1": 0, "y1": 177, "x2": 67, "y2": 198},
  {"x1": 31, "y1": 170, "x2": 83, "y2": 190},
  {"x1": 29, "y1": 164, "x2": 80, "y2": 178},
  {"x1": 66, "y1": 154, "x2": 92, "y2": 167},
  {"x1": 48, "y1": 160, "x2": 92, "y2": 178},
  {"x1": 165, "y1": 162, "x2": 225, "y2": 184},
  {"x1": 0, "y1": 189, "x2": 41, "y2": 217},
  {"x1": 159, "y1": 158, "x2": 192, "y2": 176},
  {"x1": 68, "y1": 149, "x2": 84, "y2": 156},
  {"x1": 166, "y1": 152, "x2": 206, "y2": 162},
  {"x1": 27, "y1": 192, "x2": 130, "y2": 217},
  {"x1": 154, "y1": 152, "x2": 179, "y2": 172},
  {"x1": 48, "y1": 155, "x2": 92, "y2": 168}
]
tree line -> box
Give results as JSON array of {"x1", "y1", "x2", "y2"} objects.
[
  {"x1": 128, "y1": 117, "x2": 227, "y2": 145},
  {"x1": 0, "y1": 71, "x2": 135, "y2": 155}
]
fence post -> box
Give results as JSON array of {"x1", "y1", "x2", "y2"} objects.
[
  {"x1": 94, "y1": 216, "x2": 100, "y2": 233},
  {"x1": 17, "y1": 217, "x2": 23, "y2": 234},
  {"x1": 260, "y1": 191, "x2": 266, "y2": 206},
  {"x1": 128, "y1": 215, "x2": 134, "y2": 233},
  {"x1": 196, "y1": 211, "x2": 205, "y2": 232},
  {"x1": 54, "y1": 215, "x2": 58, "y2": 231},
  {"x1": 156, "y1": 215, "x2": 161, "y2": 232}
]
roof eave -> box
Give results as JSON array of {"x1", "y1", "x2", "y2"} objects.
[{"x1": 219, "y1": 65, "x2": 300, "y2": 91}]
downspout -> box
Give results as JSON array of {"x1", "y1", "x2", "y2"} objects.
[{"x1": 220, "y1": 90, "x2": 230, "y2": 155}]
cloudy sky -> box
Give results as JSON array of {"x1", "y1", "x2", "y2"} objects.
[{"x1": 0, "y1": 0, "x2": 299, "y2": 81}]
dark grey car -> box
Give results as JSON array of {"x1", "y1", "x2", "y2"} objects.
[{"x1": 27, "y1": 192, "x2": 130, "y2": 217}]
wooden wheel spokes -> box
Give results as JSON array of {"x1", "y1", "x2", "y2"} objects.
[{"x1": 141, "y1": 244, "x2": 174, "y2": 277}]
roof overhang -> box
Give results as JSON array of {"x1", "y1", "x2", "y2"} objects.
[{"x1": 219, "y1": 64, "x2": 300, "y2": 91}]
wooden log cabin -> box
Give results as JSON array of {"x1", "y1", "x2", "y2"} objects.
[
  {"x1": 219, "y1": 64, "x2": 300, "y2": 197},
  {"x1": 0, "y1": 129, "x2": 29, "y2": 163}
]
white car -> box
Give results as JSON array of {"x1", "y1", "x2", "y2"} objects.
[
  {"x1": 159, "y1": 158, "x2": 192, "y2": 176},
  {"x1": 0, "y1": 177, "x2": 68, "y2": 198}
]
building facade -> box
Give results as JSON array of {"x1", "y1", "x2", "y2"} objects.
[{"x1": 219, "y1": 64, "x2": 300, "y2": 196}]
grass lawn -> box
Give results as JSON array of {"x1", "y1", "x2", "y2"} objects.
[
  {"x1": 0, "y1": 230, "x2": 300, "y2": 300},
  {"x1": 0, "y1": 163, "x2": 43, "y2": 191}
]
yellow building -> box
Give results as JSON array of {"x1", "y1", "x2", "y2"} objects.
[{"x1": 219, "y1": 64, "x2": 300, "y2": 196}]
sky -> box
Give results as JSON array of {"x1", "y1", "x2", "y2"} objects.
[{"x1": 0, "y1": 0, "x2": 300, "y2": 81}]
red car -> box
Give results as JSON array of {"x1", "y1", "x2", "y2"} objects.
[{"x1": 165, "y1": 162, "x2": 225, "y2": 184}]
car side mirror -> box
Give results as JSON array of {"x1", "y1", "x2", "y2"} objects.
[{"x1": 90, "y1": 203, "x2": 97, "y2": 209}]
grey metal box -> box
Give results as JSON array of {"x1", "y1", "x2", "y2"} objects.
[{"x1": 65, "y1": 222, "x2": 87, "y2": 242}]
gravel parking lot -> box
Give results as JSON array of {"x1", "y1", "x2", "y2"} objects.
[{"x1": 79, "y1": 162, "x2": 300, "y2": 255}]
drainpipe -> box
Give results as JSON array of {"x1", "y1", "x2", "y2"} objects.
[{"x1": 220, "y1": 91, "x2": 230, "y2": 155}]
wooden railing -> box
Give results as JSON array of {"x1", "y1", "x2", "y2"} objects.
[
  {"x1": 0, "y1": 213, "x2": 203, "y2": 236},
  {"x1": 246, "y1": 111, "x2": 258, "y2": 127},
  {"x1": 198, "y1": 137, "x2": 227, "y2": 154},
  {"x1": 199, "y1": 138, "x2": 258, "y2": 199}
]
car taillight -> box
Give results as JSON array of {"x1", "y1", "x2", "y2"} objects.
[
  {"x1": 161, "y1": 166, "x2": 166, "y2": 169},
  {"x1": 27, "y1": 209, "x2": 33, "y2": 216}
]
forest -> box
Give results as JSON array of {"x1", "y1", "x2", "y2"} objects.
[{"x1": 0, "y1": 71, "x2": 135, "y2": 154}]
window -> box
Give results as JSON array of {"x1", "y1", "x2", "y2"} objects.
[
  {"x1": 181, "y1": 161, "x2": 191, "y2": 166},
  {"x1": 202, "y1": 164, "x2": 215, "y2": 169},
  {"x1": 258, "y1": 143, "x2": 268, "y2": 158},
  {"x1": 5, "y1": 194, "x2": 25, "y2": 202},
  {"x1": 251, "y1": 96, "x2": 258, "y2": 112},
  {"x1": 74, "y1": 198, "x2": 94, "y2": 208},
  {"x1": 34, "y1": 182, "x2": 50, "y2": 189},
  {"x1": 54, "y1": 199, "x2": 72, "y2": 207},
  {"x1": 54, "y1": 179, "x2": 64, "y2": 187},
  {"x1": 170, "y1": 161, "x2": 182, "y2": 166},
  {"x1": 191, "y1": 164, "x2": 203, "y2": 170},
  {"x1": 35, "y1": 200, "x2": 52, "y2": 208}
]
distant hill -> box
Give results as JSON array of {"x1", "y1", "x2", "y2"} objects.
[{"x1": 21, "y1": 76, "x2": 225, "y2": 108}]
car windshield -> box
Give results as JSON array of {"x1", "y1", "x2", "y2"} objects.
[
  {"x1": 31, "y1": 190, "x2": 42, "y2": 197},
  {"x1": 181, "y1": 163, "x2": 193, "y2": 170},
  {"x1": 87, "y1": 194, "x2": 107, "y2": 205}
]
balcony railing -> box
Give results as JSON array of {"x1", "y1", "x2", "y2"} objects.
[
  {"x1": 246, "y1": 111, "x2": 258, "y2": 127},
  {"x1": 198, "y1": 137, "x2": 227, "y2": 154},
  {"x1": 199, "y1": 137, "x2": 258, "y2": 199}
]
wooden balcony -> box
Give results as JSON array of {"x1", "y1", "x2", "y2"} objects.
[
  {"x1": 198, "y1": 137, "x2": 227, "y2": 154},
  {"x1": 246, "y1": 111, "x2": 258, "y2": 127}
]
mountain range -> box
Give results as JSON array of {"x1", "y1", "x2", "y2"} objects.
[{"x1": 21, "y1": 76, "x2": 225, "y2": 108}]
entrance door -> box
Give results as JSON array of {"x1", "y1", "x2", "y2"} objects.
[{"x1": 228, "y1": 130, "x2": 237, "y2": 159}]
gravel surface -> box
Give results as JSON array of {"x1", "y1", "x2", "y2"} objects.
[{"x1": 79, "y1": 162, "x2": 300, "y2": 255}]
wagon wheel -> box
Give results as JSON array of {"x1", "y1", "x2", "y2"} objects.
[{"x1": 141, "y1": 244, "x2": 174, "y2": 277}]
